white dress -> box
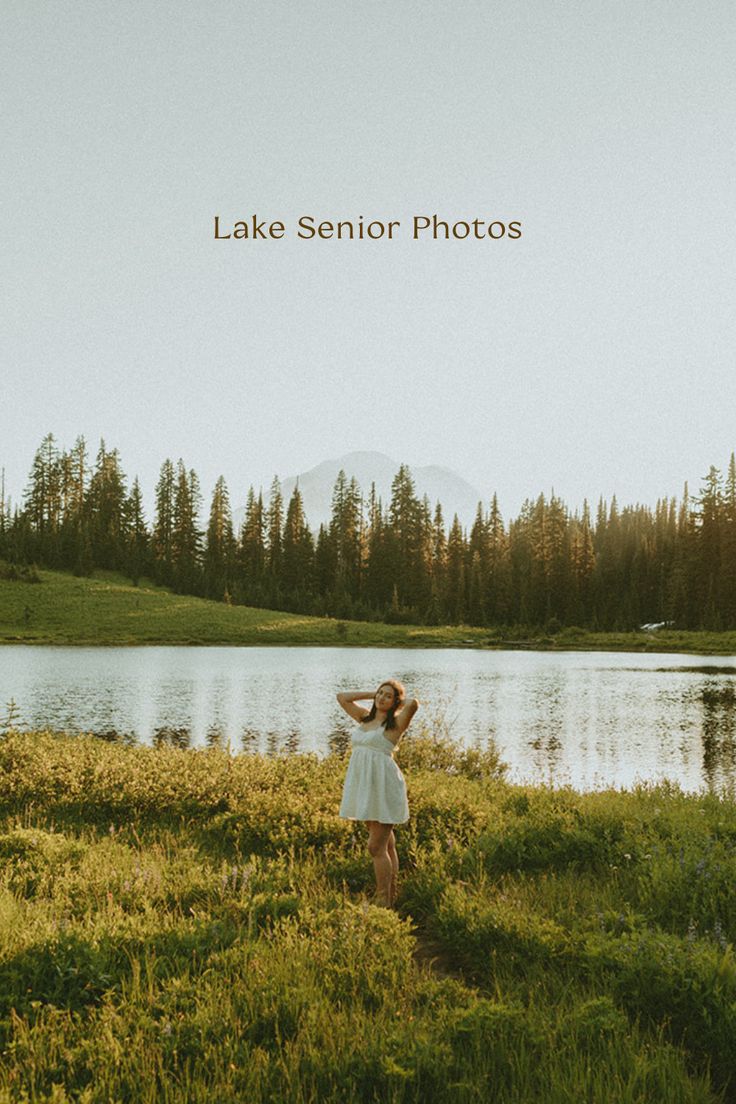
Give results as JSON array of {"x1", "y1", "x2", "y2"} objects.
[{"x1": 339, "y1": 721, "x2": 409, "y2": 825}]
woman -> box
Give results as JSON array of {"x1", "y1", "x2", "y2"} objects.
[{"x1": 337, "y1": 680, "x2": 420, "y2": 908}]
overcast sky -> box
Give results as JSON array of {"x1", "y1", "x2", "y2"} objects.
[{"x1": 2, "y1": 0, "x2": 735, "y2": 524}]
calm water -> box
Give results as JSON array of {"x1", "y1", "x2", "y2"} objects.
[{"x1": 2, "y1": 646, "x2": 736, "y2": 793}]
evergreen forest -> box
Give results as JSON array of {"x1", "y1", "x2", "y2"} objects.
[{"x1": 1, "y1": 433, "x2": 735, "y2": 632}]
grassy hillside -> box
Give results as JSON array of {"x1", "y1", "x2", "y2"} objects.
[
  {"x1": 2, "y1": 563, "x2": 736, "y2": 652},
  {"x1": 0, "y1": 566, "x2": 448, "y2": 647},
  {"x1": 0, "y1": 726, "x2": 732, "y2": 1102}
]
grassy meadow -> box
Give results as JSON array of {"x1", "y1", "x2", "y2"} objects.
[
  {"x1": 3, "y1": 564, "x2": 736, "y2": 653},
  {"x1": 0, "y1": 720, "x2": 735, "y2": 1102}
]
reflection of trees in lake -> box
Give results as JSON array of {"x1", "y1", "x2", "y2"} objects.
[
  {"x1": 283, "y1": 729, "x2": 300, "y2": 755},
  {"x1": 527, "y1": 674, "x2": 565, "y2": 780},
  {"x1": 90, "y1": 728, "x2": 138, "y2": 746},
  {"x1": 240, "y1": 727, "x2": 259, "y2": 752},
  {"x1": 206, "y1": 724, "x2": 225, "y2": 749},
  {"x1": 238, "y1": 725, "x2": 321, "y2": 755},
  {"x1": 328, "y1": 726, "x2": 351, "y2": 757},
  {"x1": 152, "y1": 725, "x2": 191, "y2": 749},
  {"x1": 699, "y1": 680, "x2": 736, "y2": 791}
]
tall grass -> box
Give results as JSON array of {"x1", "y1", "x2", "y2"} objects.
[{"x1": 0, "y1": 724, "x2": 732, "y2": 1102}]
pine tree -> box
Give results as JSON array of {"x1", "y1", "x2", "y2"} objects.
[
  {"x1": 388, "y1": 464, "x2": 426, "y2": 613},
  {"x1": 721, "y1": 454, "x2": 736, "y2": 626},
  {"x1": 593, "y1": 496, "x2": 622, "y2": 629},
  {"x1": 570, "y1": 500, "x2": 595, "y2": 624},
  {"x1": 23, "y1": 432, "x2": 63, "y2": 563},
  {"x1": 238, "y1": 487, "x2": 266, "y2": 604},
  {"x1": 204, "y1": 475, "x2": 236, "y2": 600},
  {"x1": 446, "y1": 514, "x2": 466, "y2": 623},
  {"x1": 125, "y1": 477, "x2": 148, "y2": 584},
  {"x1": 508, "y1": 499, "x2": 534, "y2": 626},
  {"x1": 546, "y1": 492, "x2": 570, "y2": 625},
  {"x1": 695, "y1": 465, "x2": 723, "y2": 628},
  {"x1": 152, "y1": 459, "x2": 176, "y2": 585},
  {"x1": 364, "y1": 487, "x2": 390, "y2": 613},
  {"x1": 427, "y1": 502, "x2": 447, "y2": 623},
  {"x1": 328, "y1": 470, "x2": 363, "y2": 611},
  {"x1": 59, "y1": 436, "x2": 89, "y2": 571},
  {"x1": 0, "y1": 468, "x2": 6, "y2": 542},
  {"x1": 314, "y1": 523, "x2": 336, "y2": 610},
  {"x1": 265, "y1": 476, "x2": 284, "y2": 605},
  {"x1": 467, "y1": 503, "x2": 487, "y2": 625},
  {"x1": 668, "y1": 484, "x2": 697, "y2": 628},
  {"x1": 468, "y1": 549, "x2": 484, "y2": 625},
  {"x1": 281, "y1": 482, "x2": 314, "y2": 608},
  {"x1": 528, "y1": 493, "x2": 550, "y2": 626},
  {"x1": 171, "y1": 460, "x2": 202, "y2": 594},
  {"x1": 486, "y1": 493, "x2": 510, "y2": 625},
  {"x1": 85, "y1": 440, "x2": 128, "y2": 570}
]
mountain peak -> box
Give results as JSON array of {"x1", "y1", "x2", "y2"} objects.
[{"x1": 233, "y1": 453, "x2": 483, "y2": 533}]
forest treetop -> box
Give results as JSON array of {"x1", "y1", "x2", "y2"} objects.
[{"x1": 1, "y1": 433, "x2": 733, "y2": 632}]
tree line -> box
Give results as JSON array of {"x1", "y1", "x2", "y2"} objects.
[{"x1": 1, "y1": 432, "x2": 735, "y2": 631}]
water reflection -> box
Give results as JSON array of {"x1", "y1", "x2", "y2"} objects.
[
  {"x1": 89, "y1": 727, "x2": 138, "y2": 747},
  {"x1": 526, "y1": 672, "x2": 566, "y2": 783},
  {"x1": 153, "y1": 725, "x2": 191, "y2": 750},
  {"x1": 327, "y1": 726, "x2": 351, "y2": 758},
  {"x1": 2, "y1": 645, "x2": 736, "y2": 793},
  {"x1": 240, "y1": 726, "x2": 260, "y2": 752},
  {"x1": 205, "y1": 724, "x2": 226, "y2": 750},
  {"x1": 699, "y1": 681, "x2": 736, "y2": 791},
  {"x1": 283, "y1": 729, "x2": 301, "y2": 756}
]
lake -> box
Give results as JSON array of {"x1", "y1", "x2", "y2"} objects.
[{"x1": 1, "y1": 646, "x2": 736, "y2": 793}]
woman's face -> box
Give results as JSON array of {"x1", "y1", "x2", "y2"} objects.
[{"x1": 375, "y1": 683, "x2": 398, "y2": 712}]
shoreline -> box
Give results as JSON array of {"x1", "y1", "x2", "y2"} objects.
[
  {"x1": 2, "y1": 636, "x2": 736, "y2": 656},
  {"x1": 2, "y1": 566, "x2": 736, "y2": 656}
]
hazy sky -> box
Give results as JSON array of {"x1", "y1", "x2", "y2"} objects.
[{"x1": 2, "y1": 0, "x2": 735, "y2": 524}]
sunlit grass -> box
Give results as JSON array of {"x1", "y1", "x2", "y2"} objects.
[
  {"x1": 3, "y1": 563, "x2": 736, "y2": 652},
  {"x1": 0, "y1": 725, "x2": 733, "y2": 1101}
]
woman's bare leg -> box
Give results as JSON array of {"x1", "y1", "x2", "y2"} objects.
[
  {"x1": 387, "y1": 830, "x2": 399, "y2": 905},
  {"x1": 366, "y1": 822, "x2": 394, "y2": 906}
]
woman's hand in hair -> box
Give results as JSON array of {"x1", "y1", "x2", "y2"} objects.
[
  {"x1": 394, "y1": 697, "x2": 420, "y2": 735},
  {"x1": 336, "y1": 690, "x2": 375, "y2": 721}
]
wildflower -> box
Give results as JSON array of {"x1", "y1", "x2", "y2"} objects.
[
  {"x1": 623, "y1": 853, "x2": 631, "y2": 861},
  {"x1": 713, "y1": 920, "x2": 728, "y2": 952}
]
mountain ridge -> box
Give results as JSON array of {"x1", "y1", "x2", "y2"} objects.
[{"x1": 232, "y1": 451, "x2": 483, "y2": 533}]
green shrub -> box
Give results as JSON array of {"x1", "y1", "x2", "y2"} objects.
[{"x1": 397, "y1": 732, "x2": 507, "y2": 781}]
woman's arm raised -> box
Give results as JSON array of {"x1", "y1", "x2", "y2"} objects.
[
  {"x1": 394, "y1": 697, "x2": 420, "y2": 735},
  {"x1": 336, "y1": 689, "x2": 375, "y2": 722}
]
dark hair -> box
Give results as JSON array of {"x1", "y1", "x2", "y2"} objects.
[{"x1": 360, "y1": 679, "x2": 406, "y2": 731}]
